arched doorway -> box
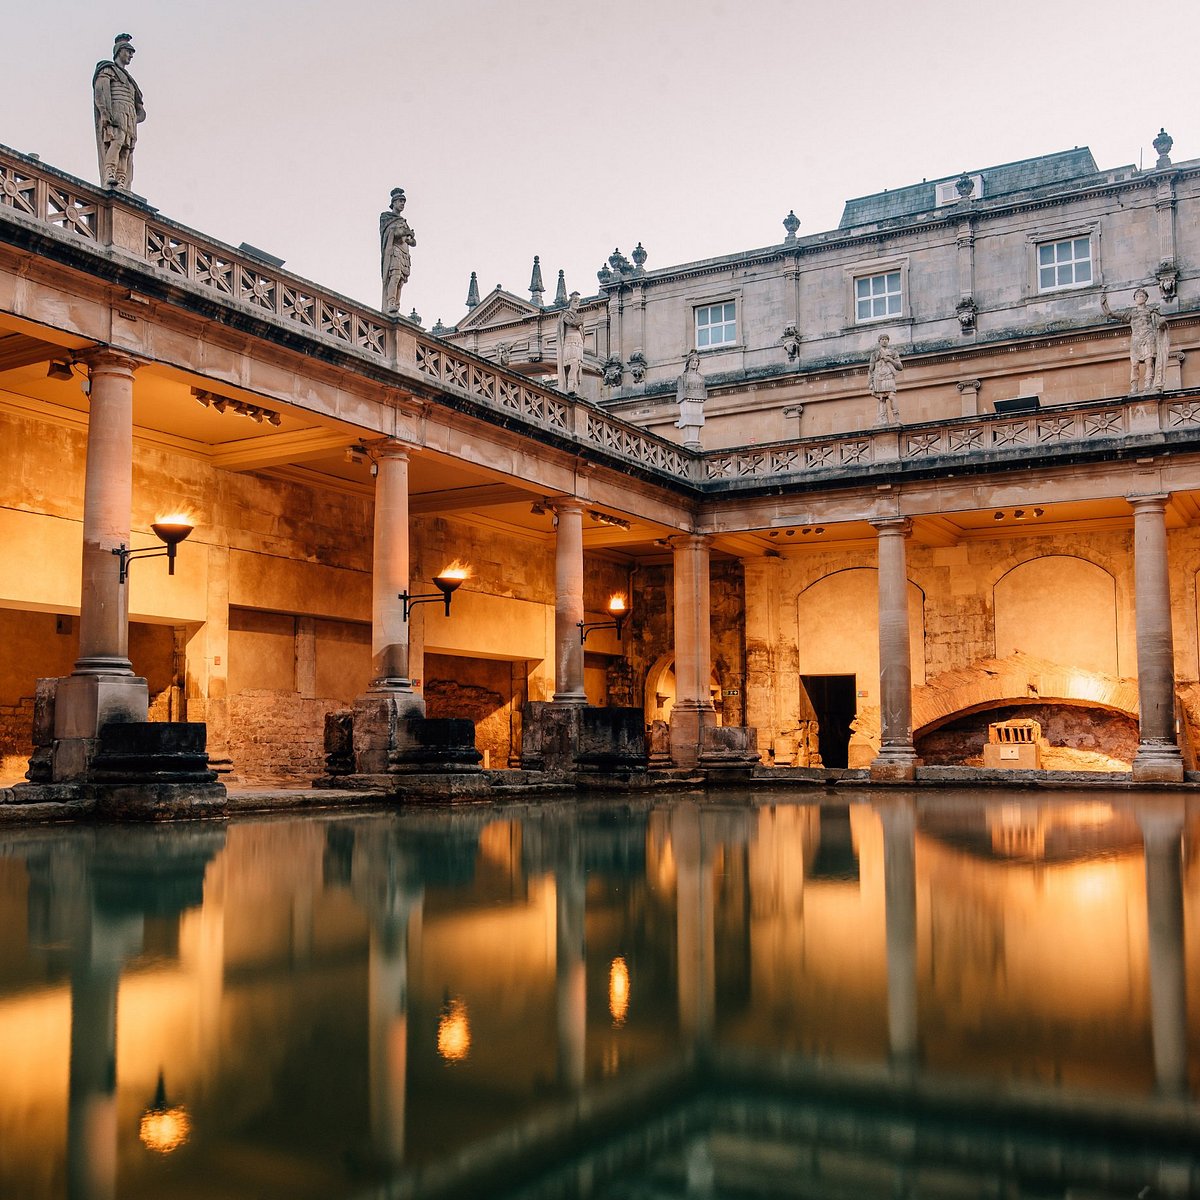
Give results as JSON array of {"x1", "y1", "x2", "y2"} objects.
[{"x1": 643, "y1": 655, "x2": 723, "y2": 726}]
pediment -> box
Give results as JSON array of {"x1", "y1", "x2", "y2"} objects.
[{"x1": 456, "y1": 289, "x2": 540, "y2": 332}]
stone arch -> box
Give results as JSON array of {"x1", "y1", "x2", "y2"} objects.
[
  {"x1": 994, "y1": 555, "x2": 1118, "y2": 676},
  {"x1": 910, "y1": 652, "x2": 1139, "y2": 739},
  {"x1": 796, "y1": 567, "x2": 926, "y2": 689},
  {"x1": 643, "y1": 654, "x2": 723, "y2": 725}
]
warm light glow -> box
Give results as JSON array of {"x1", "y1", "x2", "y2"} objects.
[
  {"x1": 607, "y1": 594, "x2": 628, "y2": 615},
  {"x1": 139, "y1": 1105, "x2": 191, "y2": 1154},
  {"x1": 437, "y1": 997, "x2": 471, "y2": 1062},
  {"x1": 609, "y1": 957, "x2": 630, "y2": 1026},
  {"x1": 438, "y1": 559, "x2": 471, "y2": 581},
  {"x1": 154, "y1": 512, "x2": 194, "y2": 528}
]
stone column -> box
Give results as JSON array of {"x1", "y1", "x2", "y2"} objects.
[
  {"x1": 879, "y1": 798, "x2": 918, "y2": 1070},
  {"x1": 669, "y1": 534, "x2": 716, "y2": 768},
  {"x1": 53, "y1": 351, "x2": 148, "y2": 780},
  {"x1": 551, "y1": 499, "x2": 587, "y2": 704},
  {"x1": 368, "y1": 440, "x2": 420, "y2": 706},
  {"x1": 1139, "y1": 806, "x2": 1189, "y2": 1096},
  {"x1": 1129, "y1": 495, "x2": 1183, "y2": 782},
  {"x1": 870, "y1": 519, "x2": 918, "y2": 782}
]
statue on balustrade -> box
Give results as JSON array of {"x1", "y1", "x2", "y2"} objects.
[
  {"x1": 867, "y1": 334, "x2": 903, "y2": 425},
  {"x1": 557, "y1": 292, "x2": 585, "y2": 393},
  {"x1": 380, "y1": 188, "x2": 416, "y2": 314},
  {"x1": 1101, "y1": 286, "x2": 1169, "y2": 393},
  {"x1": 93, "y1": 34, "x2": 145, "y2": 191}
]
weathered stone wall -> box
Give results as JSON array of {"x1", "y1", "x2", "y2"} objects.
[
  {"x1": 425, "y1": 653, "x2": 513, "y2": 768},
  {"x1": 226, "y1": 691, "x2": 336, "y2": 783}
]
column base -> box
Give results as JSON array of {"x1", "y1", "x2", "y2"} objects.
[
  {"x1": 51, "y1": 673, "x2": 149, "y2": 783},
  {"x1": 349, "y1": 694, "x2": 480, "y2": 775},
  {"x1": 1132, "y1": 741, "x2": 1185, "y2": 783},
  {"x1": 669, "y1": 705, "x2": 718, "y2": 769},
  {"x1": 870, "y1": 745, "x2": 920, "y2": 784},
  {"x1": 551, "y1": 691, "x2": 588, "y2": 705}
]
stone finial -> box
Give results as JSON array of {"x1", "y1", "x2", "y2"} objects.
[
  {"x1": 93, "y1": 32, "x2": 146, "y2": 191},
  {"x1": 465, "y1": 271, "x2": 480, "y2": 309},
  {"x1": 529, "y1": 255, "x2": 545, "y2": 307},
  {"x1": 782, "y1": 210, "x2": 800, "y2": 241},
  {"x1": 554, "y1": 269, "x2": 568, "y2": 306},
  {"x1": 632, "y1": 242, "x2": 648, "y2": 272},
  {"x1": 597, "y1": 262, "x2": 614, "y2": 285},
  {"x1": 431, "y1": 317, "x2": 447, "y2": 335},
  {"x1": 408, "y1": 309, "x2": 422, "y2": 327},
  {"x1": 1153, "y1": 128, "x2": 1173, "y2": 169},
  {"x1": 955, "y1": 172, "x2": 975, "y2": 201}
]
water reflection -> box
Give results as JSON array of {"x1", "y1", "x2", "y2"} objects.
[{"x1": 0, "y1": 792, "x2": 1195, "y2": 1198}]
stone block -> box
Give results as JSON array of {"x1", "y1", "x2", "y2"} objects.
[
  {"x1": 348, "y1": 694, "x2": 481, "y2": 775},
  {"x1": 324, "y1": 709, "x2": 354, "y2": 775},
  {"x1": 982, "y1": 742, "x2": 1041, "y2": 769},
  {"x1": 698, "y1": 725, "x2": 759, "y2": 771},
  {"x1": 521, "y1": 701, "x2": 582, "y2": 772},
  {"x1": 577, "y1": 707, "x2": 648, "y2": 773}
]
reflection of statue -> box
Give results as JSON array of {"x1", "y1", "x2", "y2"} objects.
[
  {"x1": 380, "y1": 189, "x2": 416, "y2": 315},
  {"x1": 93, "y1": 34, "x2": 145, "y2": 191},
  {"x1": 557, "y1": 292, "x2": 584, "y2": 393},
  {"x1": 1101, "y1": 287, "x2": 1169, "y2": 393},
  {"x1": 675, "y1": 350, "x2": 707, "y2": 449},
  {"x1": 867, "y1": 334, "x2": 903, "y2": 425}
]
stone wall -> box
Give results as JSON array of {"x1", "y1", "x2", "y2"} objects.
[
  {"x1": 226, "y1": 691, "x2": 333, "y2": 783},
  {"x1": 425, "y1": 653, "x2": 513, "y2": 768}
]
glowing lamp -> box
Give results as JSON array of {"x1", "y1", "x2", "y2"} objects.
[
  {"x1": 113, "y1": 516, "x2": 195, "y2": 583},
  {"x1": 579, "y1": 594, "x2": 628, "y2": 644},
  {"x1": 401, "y1": 561, "x2": 470, "y2": 620}
]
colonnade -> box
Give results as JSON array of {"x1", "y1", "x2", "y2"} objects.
[{"x1": 47, "y1": 357, "x2": 1187, "y2": 781}]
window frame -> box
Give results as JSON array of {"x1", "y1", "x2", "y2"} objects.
[
  {"x1": 1024, "y1": 223, "x2": 1101, "y2": 299},
  {"x1": 693, "y1": 299, "x2": 738, "y2": 351},
  {"x1": 846, "y1": 257, "x2": 911, "y2": 327},
  {"x1": 1034, "y1": 234, "x2": 1094, "y2": 294}
]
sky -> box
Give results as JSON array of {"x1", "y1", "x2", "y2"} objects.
[{"x1": 7, "y1": 0, "x2": 1200, "y2": 331}]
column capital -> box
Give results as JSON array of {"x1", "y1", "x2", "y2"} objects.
[
  {"x1": 1128, "y1": 492, "x2": 1171, "y2": 513},
  {"x1": 364, "y1": 436, "x2": 419, "y2": 463},
  {"x1": 667, "y1": 533, "x2": 711, "y2": 550},
  {"x1": 547, "y1": 496, "x2": 585, "y2": 516},
  {"x1": 79, "y1": 348, "x2": 143, "y2": 375},
  {"x1": 870, "y1": 516, "x2": 913, "y2": 537}
]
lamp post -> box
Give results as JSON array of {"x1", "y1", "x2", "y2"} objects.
[{"x1": 578, "y1": 594, "x2": 628, "y2": 644}]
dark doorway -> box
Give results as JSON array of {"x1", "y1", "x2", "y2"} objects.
[{"x1": 800, "y1": 674, "x2": 857, "y2": 768}]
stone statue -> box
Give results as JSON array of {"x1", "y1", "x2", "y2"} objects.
[
  {"x1": 675, "y1": 350, "x2": 707, "y2": 449},
  {"x1": 557, "y1": 292, "x2": 585, "y2": 393},
  {"x1": 867, "y1": 334, "x2": 903, "y2": 425},
  {"x1": 93, "y1": 34, "x2": 145, "y2": 191},
  {"x1": 1101, "y1": 286, "x2": 1169, "y2": 393},
  {"x1": 380, "y1": 188, "x2": 416, "y2": 315}
]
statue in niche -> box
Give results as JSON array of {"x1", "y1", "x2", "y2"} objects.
[
  {"x1": 380, "y1": 188, "x2": 416, "y2": 315},
  {"x1": 557, "y1": 292, "x2": 585, "y2": 393},
  {"x1": 675, "y1": 349, "x2": 708, "y2": 449},
  {"x1": 93, "y1": 34, "x2": 145, "y2": 191},
  {"x1": 1101, "y1": 286, "x2": 1169, "y2": 393},
  {"x1": 867, "y1": 334, "x2": 903, "y2": 425}
]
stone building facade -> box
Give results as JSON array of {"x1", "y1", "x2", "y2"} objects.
[{"x1": 1, "y1": 132, "x2": 1198, "y2": 785}]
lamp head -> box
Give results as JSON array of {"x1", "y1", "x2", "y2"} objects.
[{"x1": 151, "y1": 519, "x2": 194, "y2": 547}]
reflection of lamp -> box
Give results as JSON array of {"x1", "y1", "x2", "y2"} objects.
[
  {"x1": 138, "y1": 1070, "x2": 191, "y2": 1154},
  {"x1": 400, "y1": 562, "x2": 470, "y2": 621},
  {"x1": 579, "y1": 594, "x2": 628, "y2": 644},
  {"x1": 609, "y1": 956, "x2": 630, "y2": 1026},
  {"x1": 436, "y1": 995, "x2": 471, "y2": 1062},
  {"x1": 112, "y1": 518, "x2": 194, "y2": 583}
]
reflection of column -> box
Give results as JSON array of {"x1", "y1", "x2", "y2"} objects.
[
  {"x1": 368, "y1": 904, "x2": 417, "y2": 1164},
  {"x1": 53, "y1": 352, "x2": 149, "y2": 778},
  {"x1": 674, "y1": 806, "x2": 715, "y2": 1045},
  {"x1": 879, "y1": 799, "x2": 918, "y2": 1069},
  {"x1": 1140, "y1": 808, "x2": 1189, "y2": 1096},
  {"x1": 368, "y1": 440, "x2": 421, "y2": 707},
  {"x1": 67, "y1": 909, "x2": 143, "y2": 1200},
  {"x1": 669, "y1": 534, "x2": 716, "y2": 768},
  {"x1": 556, "y1": 860, "x2": 587, "y2": 1089},
  {"x1": 551, "y1": 499, "x2": 587, "y2": 704},
  {"x1": 870, "y1": 519, "x2": 918, "y2": 782},
  {"x1": 1129, "y1": 496, "x2": 1183, "y2": 782}
]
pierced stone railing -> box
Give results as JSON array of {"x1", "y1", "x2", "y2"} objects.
[
  {"x1": 413, "y1": 337, "x2": 692, "y2": 477},
  {"x1": 0, "y1": 156, "x2": 101, "y2": 242},
  {"x1": 701, "y1": 394, "x2": 1200, "y2": 484}
]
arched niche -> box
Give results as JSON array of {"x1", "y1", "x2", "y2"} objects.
[
  {"x1": 994, "y1": 556, "x2": 1118, "y2": 676},
  {"x1": 643, "y1": 654, "x2": 724, "y2": 725}
]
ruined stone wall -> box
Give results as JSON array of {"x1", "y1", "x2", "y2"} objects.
[{"x1": 424, "y1": 654, "x2": 513, "y2": 768}]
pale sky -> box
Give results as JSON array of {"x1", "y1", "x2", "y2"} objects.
[{"x1": 8, "y1": 1, "x2": 1200, "y2": 330}]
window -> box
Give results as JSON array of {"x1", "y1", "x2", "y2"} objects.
[
  {"x1": 1037, "y1": 237, "x2": 1092, "y2": 292},
  {"x1": 695, "y1": 301, "x2": 736, "y2": 349},
  {"x1": 855, "y1": 271, "x2": 902, "y2": 322}
]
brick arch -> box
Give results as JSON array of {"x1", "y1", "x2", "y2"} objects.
[{"x1": 911, "y1": 652, "x2": 1139, "y2": 738}]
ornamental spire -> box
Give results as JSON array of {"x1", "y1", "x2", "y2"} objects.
[
  {"x1": 529, "y1": 255, "x2": 545, "y2": 307},
  {"x1": 465, "y1": 271, "x2": 480, "y2": 310}
]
